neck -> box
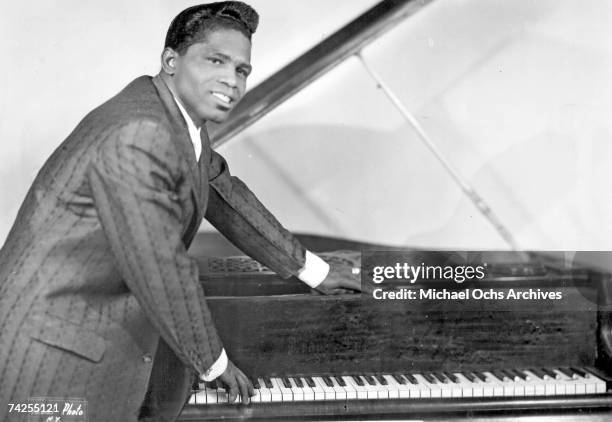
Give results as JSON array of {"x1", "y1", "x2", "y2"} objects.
[{"x1": 159, "y1": 72, "x2": 205, "y2": 128}]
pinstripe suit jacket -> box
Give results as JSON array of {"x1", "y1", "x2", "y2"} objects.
[{"x1": 0, "y1": 75, "x2": 306, "y2": 421}]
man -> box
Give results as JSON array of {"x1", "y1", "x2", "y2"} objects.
[{"x1": 0, "y1": 2, "x2": 362, "y2": 421}]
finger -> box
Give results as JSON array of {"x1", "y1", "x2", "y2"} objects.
[
  {"x1": 232, "y1": 366, "x2": 254, "y2": 403},
  {"x1": 238, "y1": 372, "x2": 255, "y2": 397},
  {"x1": 237, "y1": 376, "x2": 251, "y2": 404},
  {"x1": 226, "y1": 378, "x2": 238, "y2": 403}
]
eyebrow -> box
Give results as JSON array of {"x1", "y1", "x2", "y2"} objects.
[{"x1": 211, "y1": 52, "x2": 252, "y2": 73}]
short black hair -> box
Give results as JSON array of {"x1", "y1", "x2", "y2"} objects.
[{"x1": 165, "y1": 2, "x2": 259, "y2": 54}]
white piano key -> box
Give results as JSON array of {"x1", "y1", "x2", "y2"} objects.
[
  {"x1": 521, "y1": 370, "x2": 548, "y2": 396},
  {"x1": 355, "y1": 375, "x2": 379, "y2": 399},
  {"x1": 481, "y1": 372, "x2": 506, "y2": 397},
  {"x1": 250, "y1": 387, "x2": 262, "y2": 403},
  {"x1": 382, "y1": 375, "x2": 403, "y2": 399},
  {"x1": 413, "y1": 374, "x2": 442, "y2": 398},
  {"x1": 441, "y1": 373, "x2": 463, "y2": 398},
  {"x1": 553, "y1": 369, "x2": 577, "y2": 395},
  {"x1": 490, "y1": 371, "x2": 517, "y2": 397},
  {"x1": 503, "y1": 372, "x2": 526, "y2": 397},
  {"x1": 343, "y1": 376, "x2": 369, "y2": 399},
  {"x1": 404, "y1": 374, "x2": 429, "y2": 398},
  {"x1": 573, "y1": 369, "x2": 606, "y2": 394},
  {"x1": 296, "y1": 377, "x2": 315, "y2": 401},
  {"x1": 468, "y1": 373, "x2": 494, "y2": 397},
  {"x1": 452, "y1": 373, "x2": 475, "y2": 398},
  {"x1": 312, "y1": 377, "x2": 336, "y2": 400},
  {"x1": 214, "y1": 386, "x2": 229, "y2": 404},
  {"x1": 256, "y1": 378, "x2": 273, "y2": 402},
  {"x1": 287, "y1": 378, "x2": 304, "y2": 401},
  {"x1": 271, "y1": 377, "x2": 294, "y2": 402},
  {"x1": 338, "y1": 376, "x2": 357, "y2": 400},
  {"x1": 429, "y1": 373, "x2": 454, "y2": 398},
  {"x1": 366, "y1": 375, "x2": 389, "y2": 399},
  {"x1": 187, "y1": 394, "x2": 196, "y2": 405},
  {"x1": 328, "y1": 376, "x2": 348, "y2": 400},
  {"x1": 306, "y1": 377, "x2": 326, "y2": 400}
]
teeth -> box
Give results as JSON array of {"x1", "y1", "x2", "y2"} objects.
[{"x1": 212, "y1": 92, "x2": 231, "y2": 104}]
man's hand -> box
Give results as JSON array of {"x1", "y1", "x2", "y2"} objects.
[
  {"x1": 217, "y1": 360, "x2": 254, "y2": 404},
  {"x1": 312, "y1": 251, "x2": 374, "y2": 295}
]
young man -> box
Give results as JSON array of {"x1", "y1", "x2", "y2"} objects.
[{"x1": 0, "y1": 2, "x2": 361, "y2": 421}]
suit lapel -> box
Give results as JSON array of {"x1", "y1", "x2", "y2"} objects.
[
  {"x1": 198, "y1": 127, "x2": 212, "y2": 201},
  {"x1": 151, "y1": 75, "x2": 204, "y2": 219}
]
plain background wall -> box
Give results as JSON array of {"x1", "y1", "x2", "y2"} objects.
[{"x1": 1, "y1": 1, "x2": 611, "y2": 251}]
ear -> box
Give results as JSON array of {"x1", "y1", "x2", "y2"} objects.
[{"x1": 161, "y1": 47, "x2": 178, "y2": 75}]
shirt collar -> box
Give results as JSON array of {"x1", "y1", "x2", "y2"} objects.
[{"x1": 172, "y1": 95, "x2": 202, "y2": 160}]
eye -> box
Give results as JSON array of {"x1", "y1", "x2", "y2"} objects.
[
  {"x1": 237, "y1": 68, "x2": 249, "y2": 78},
  {"x1": 208, "y1": 57, "x2": 223, "y2": 65}
]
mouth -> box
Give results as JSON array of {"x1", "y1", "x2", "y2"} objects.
[{"x1": 211, "y1": 92, "x2": 234, "y2": 107}]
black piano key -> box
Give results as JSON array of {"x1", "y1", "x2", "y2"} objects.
[
  {"x1": 263, "y1": 377, "x2": 274, "y2": 389},
  {"x1": 375, "y1": 375, "x2": 388, "y2": 385},
  {"x1": 334, "y1": 376, "x2": 346, "y2": 387},
  {"x1": 464, "y1": 372, "x2": 478, "y2": 382},
  {"x1": 363, "y1": 375, "x2": 376, "y2": 385},
  {"x1": 501, "y1": 369, "x2": 519, "y2": 381},
  {"x1": 558, "y1": 367, "x2": 577, "y2": 379},
  {"x1": 392, "y1": 374, "x2": 407, "y2": 384},
  {"x1": 477, "y1": 372, "x2": 492, "y2": 382},
  {"x1": 434, "y1": 372, "x2": 450, "y2": 383},
  {"x1": 403, "y1": 373, "x2": 419, "y2": 385},
  {"x1": 474, "y1": 372, "x2": 487, "y2": 382},
  {"x1": 423, "y1": 373, "x2": 438, "y2": 384},
  {"x1": 351, "y1": 375, "x2": 365, "y2": 386},
  {"x1": 252, "y1": 378, "x2": 261, "y2": 389},
  {"x1": 322, "y1": 376, "x2": 334, "y2": 387},
  {"x1": 305, "y1": 376, "x2": 316, "y2": 388},
  {"x1": 541, "y1": 368, "x2": 560, "y2": 379},
  {"x1": 507, "y1": 369, "x2": 527, "y2": 381},
  {"x1": 282, "y1": 377, "x2": 292, "y2": 388},
  {"x1": 528, "y1": 368, "x2": 549, "y2": 380},
  {"x1": 492, "y1": 370, "x2": 508, "y2": 382},
  {"x1": 570, "y1": 367, "x2": 589, "y2": 378},
  {"x1": 293, "y1": 377, "x2": 304, "y2": 388},
  {"x1": 443, "y1": 372, "x2": 460, "y2": 383},
  {"x1": 514, "y1": 368, "x2": 532, "y2": 380}
]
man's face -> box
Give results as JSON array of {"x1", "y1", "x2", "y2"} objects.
[{"x1": 169, "y1": 28, "x2": 252, "y2": 125}]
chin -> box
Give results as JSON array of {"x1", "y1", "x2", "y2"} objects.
[{"x1": 206, "y1": 112, "x2": 231, "y2": 124}]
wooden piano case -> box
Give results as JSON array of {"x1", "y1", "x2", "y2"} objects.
[{"x1": 178, "y1": 234, "x2": 612, "y2": 421}]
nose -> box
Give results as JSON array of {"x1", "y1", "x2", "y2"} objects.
[{"x1": 218, "y1": 69, "x2": 238, "y2": 89}]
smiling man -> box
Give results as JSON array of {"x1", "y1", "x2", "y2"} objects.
[{"x1": 0, "y1": 2, "x2": 362, "y2": 422}]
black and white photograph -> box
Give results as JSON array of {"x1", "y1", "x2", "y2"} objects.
[{"x1": 1, "y1": 1, "x2": 612, "y2": 421}]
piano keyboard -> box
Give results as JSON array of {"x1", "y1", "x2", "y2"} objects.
[{"x1": 188, "y1": 367, "x2": 608, "y2": 405}]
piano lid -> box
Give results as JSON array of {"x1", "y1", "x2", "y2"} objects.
[
  {"x1": 200, "y1": 1, "x2": 612, "y2": 250},
  {"x1": 209, "y1": 0, "x2": 435, "y2": 148}
]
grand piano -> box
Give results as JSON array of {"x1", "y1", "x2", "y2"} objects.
[
  {"x1": 179, "y1": 0, "x2": 612, "y2": 420},
  {"x1": 179, "y1": 234, "x2": 612, "y2": 421}
]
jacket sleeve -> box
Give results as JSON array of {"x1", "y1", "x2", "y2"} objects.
[
  {"x1": 205, "y1": 149, "x2": 306, "y2": 278},
  {"x1": 87, "y1": 119, "x2": 222, "y2": 374}
]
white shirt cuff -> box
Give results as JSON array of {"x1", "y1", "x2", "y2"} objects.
[
  {"x1": 297, "y1": 250, "x2": 330, "y2": 288},
  {"x1": 200, "y1": 349, "x2": 228, "y2": 381}
]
